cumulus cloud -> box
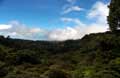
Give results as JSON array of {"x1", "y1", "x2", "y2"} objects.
[
  {"x1": 84, "y1": 24, "x2": 108, "y2": 34},
  {"x1": 0, "y1": 24, "x2": 12, "y2": 30},
  {"x1": 47, "y1": 27, "x2": 83, "y2": 41},
  {"x1": 87, "y1": 1, "x2": 109, "y2": 23},
  {"x1": 47, "y1": 1, "x2": 109, "y2": 41},
  {"x1": 0, "y1": 21, "x2": 46, "y2": 40},
  {"x1": 47, "y1": 20, "x2": 108, "y2": 41}
]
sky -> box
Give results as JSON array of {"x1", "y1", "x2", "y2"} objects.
[{"x1": 0, "y1": 0, "x2": 110, "y2": 41}]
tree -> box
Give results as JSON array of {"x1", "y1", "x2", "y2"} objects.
[
  {"x1": 107, "y1": 0, "x2": 120, "y2": 31},
  {"x1": 6, "y1": 35, "x2": 10, "y2": 39}
]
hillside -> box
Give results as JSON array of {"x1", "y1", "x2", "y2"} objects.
[{"x1": 0, "y1": 31, "x2": 120, "y2": 78}]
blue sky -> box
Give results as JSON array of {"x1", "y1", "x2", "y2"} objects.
[{"x1": 0, "y1": 0, "x2": 110, "y2": 41}]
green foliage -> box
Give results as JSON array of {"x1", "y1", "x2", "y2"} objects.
[
  {"x1": 5, "y1": 49, "x2": 41, "y2": 65},
  {"x1": 0, "y1": 61, "x2": 8, "y2": 77},
  {"x1": 107, "y1": 0, "x2": 120, "y2": 31}
]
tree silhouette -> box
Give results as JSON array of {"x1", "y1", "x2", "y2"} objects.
[{"x1": 107, "y1": 0, "x2": 120, "y2": 31}]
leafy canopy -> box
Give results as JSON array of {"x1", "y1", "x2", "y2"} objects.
[{"x1": 108, "y1": 0, "x2": 120, "y2": 31}]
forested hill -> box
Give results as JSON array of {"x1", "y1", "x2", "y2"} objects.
[
  {"x1": 0, "y1": 35, "x2": 82, "y2": 53},
  {"x1": 0, "y1": 31, "x2": 120, "y2": 78}
]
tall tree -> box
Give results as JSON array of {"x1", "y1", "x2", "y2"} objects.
[{"x1": 107, "y1": 0, "x2": 120, "y2": 31}]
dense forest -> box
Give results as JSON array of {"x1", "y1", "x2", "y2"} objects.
[{"x1": 0, "y1": 0, "x2": 120, "y2": 78}]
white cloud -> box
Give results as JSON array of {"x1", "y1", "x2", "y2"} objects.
[
  {"x1": 7, "y1": 21, "x2": 42, "y2": 35},
  {"x1": 47, "y1": 27, "x2": 82, "y2": 41},
  {"x1": 63, "y1": 6, "x2": 84, "y2": 14},
  {"x1": 61, "y1": 17, "x2": 85, "y2": 26},
  {"x1": 62, "y1": 0, "x2": 83, "y2": 14},
  {"x1": 29, "y1": 28, "x2": 41, "y2": 33},
  {"x1": 87, "y1": 1, "x2": 109, "y2": 23},
  {"x1": 47, "y1": 19, "x2": 108, "y2": 41},
  {"x1": 47, "y1": 1, "x2": 109, "y2": 41},
  {"x1": 84, "y1": 24, "x2": 108, "y2": 34},
  {"x1": 0, "y1": 24, "x2": 12, "y2": 30},
  {"x1": 0, "y1": 21, "x2": 46, "y2": 40}
]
